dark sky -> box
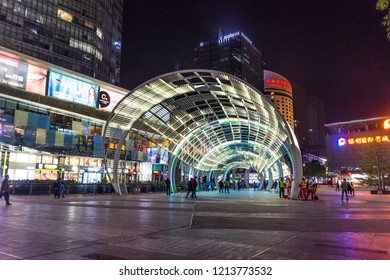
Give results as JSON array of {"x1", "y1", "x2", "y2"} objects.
[{"x1": 120, "y1": 0, "x2": 390, "y2": 123}]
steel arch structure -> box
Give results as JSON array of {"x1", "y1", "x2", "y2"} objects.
[{"x1": 103, "y1": 70, "x2": 302, "y2": 199}]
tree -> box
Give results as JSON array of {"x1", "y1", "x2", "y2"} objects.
[
  {"x1": 303, "y1": 160, "x2": 326, "y2": 179},
  {"x1": 360, "y1": 142, "x2": 390, "y2": 190},
  {"x1": 377, "y1": 0, "x2": 390, "y2": 41}
]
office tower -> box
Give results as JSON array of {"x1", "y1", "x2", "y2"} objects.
[
  {"x1": 293, "y1": 84, "x2": 309, "y2": 147},
  {"x1": 195, "y1": 26, "x2": 264, "y2": 91},
  {"x1": 307, "y1": 95, "x2": 325, "y2": 155},
  {"x1": 293, "y1": 84, "x2": 325, "y2": 155},
  {"x1": 263, "y1": 70, "x2": 294, "y2": 130},
  {"x1": 0, "y1": 0, "x2": 123, "y2": 85}
]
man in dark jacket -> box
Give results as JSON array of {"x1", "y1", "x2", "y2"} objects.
[
  {"x1": 165, "y1": 177, "x2": 171, "y2": 195},
  {"x1": 0, "y1": 175, "x2": 12, "y2": 206},
  {"x1": 53, "y1": 178, "x2": 61, "y2": 198}
]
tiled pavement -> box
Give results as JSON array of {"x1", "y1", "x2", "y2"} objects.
[{"x1": 1, "y1": 188, "x2": 390, "y2": 260}]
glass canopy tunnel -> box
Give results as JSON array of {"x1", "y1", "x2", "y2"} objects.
[{"x1": 103, "y1": 70, "x2": 302, "y2": 199}]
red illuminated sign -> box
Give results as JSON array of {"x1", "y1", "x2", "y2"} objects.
[{"x1": 265, "y1": 79, "x2": 292, "y2": 93}]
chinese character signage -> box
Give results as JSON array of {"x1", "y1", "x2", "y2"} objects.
[
  {"x1": 264, "y1": 78, "x2": 292, "y2": 93},
  {"x1": 0, "y1": 54, "x2": 28, "y2": 89},
  {"x1": 0, "y1": 53, "x2": 47, "y2": 95},
  {"x1": 338, "y1": 135, "x2": 390, "y2": 146}
]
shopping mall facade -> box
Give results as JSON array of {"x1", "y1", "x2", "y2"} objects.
[
  {"x1": 325, "y1": 116, "x2": 390, "y2": 180},
  {"x1": 0, "y1": 46, "x2": 303, "y2": 197}
]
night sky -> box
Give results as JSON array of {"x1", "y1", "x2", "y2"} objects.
[{"x1": 120, "y1": 0, "x2": 390, "y2": 123}]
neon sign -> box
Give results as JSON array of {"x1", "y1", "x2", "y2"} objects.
[
  {"x1": 218, "y1": 32, "x2": 240, "y2": 44},
  {"x1": 218, "y1": 32, "x2": 253, "y2": 45},
  {"x1": 265, "y1": 78, "x2": 292, "y2": 93},
  {"x1": 338, "y1": 138, "x2": 346, "y2": 146},
  {"x1": 338, "y1": 135, "x2": 390, "y2": 146},
  {"x1": 384, "y1": 119, "x2": 390, "y2": 129}
]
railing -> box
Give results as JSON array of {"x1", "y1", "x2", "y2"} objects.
[{"x1": 9, "y1": 182, "x2": 169, "y2": 195}]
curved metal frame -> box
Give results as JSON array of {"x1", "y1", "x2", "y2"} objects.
[{"x1": 103, "y1": 69, "x2": 302, "y2": 197}]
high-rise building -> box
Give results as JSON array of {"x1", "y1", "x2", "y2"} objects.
[
  {"x1": 0, "y1": 0, "x2": 123, "y2": 85},
  {"x1": 293, "y1": 84, "x2": 325, "y2": 156},
  {"x1": 263, "y1": 70, "x2": 294, "y2": 130},
  {"x1": 195, "y1": 26, "x2": 264, "y2": 91},
  {"x1": 307, "y1": 95, "x2": 326, "y2": 155},
  {"x1": 293, "y1": 84, "x2": 309, "y2": 147}
]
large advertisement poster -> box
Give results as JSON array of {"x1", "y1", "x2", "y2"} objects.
[
  {"x1": 26, "y1": 64, "x2": 47, "y2": 95},
  {"x1": 47, "y1": 71, "x2": 99, "y2": 108},
  {"x1": 0, "y1": 53, "x2": 47, "y2": 95},
  {"x1": 98, "y1": 87, "x2": 127, "y2": 112},
  {"x1": 0, "y1": 54, "x2": 28, "y2": 89}
]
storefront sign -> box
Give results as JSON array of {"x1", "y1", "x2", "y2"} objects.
[
  {"x1": 338, "y1": 135, "x2": 390, "y2": 146},
  {"x1": 98, "y1": 87, "x2": 126, "y2": 112},
  {"x1": 36, "y1": 163, "x2": 58, "y2": 169}
]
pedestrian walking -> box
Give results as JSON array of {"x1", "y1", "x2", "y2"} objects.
[
  {"x1": 165, "y1": 177, "x2": 171, "y2": 195},
  {"x1": 186, "y1": 177, "x2": 197, "y2": 198},
  {"x1": 0, "y1": 175, "x2": 12, "y2": 206},
  {"x1": 59, "y1": 181, "x2": 66, "y2": 198},
  {"x1": 52, "y1": 177, "x2": 61, "y2": 198},
  {"x1": 348, "y1": 181, "x2": 355, "y2": 196},
  {"x1": 335, "y1": 180, "x2": 340, "y2": 191},
  {"x1": 279, "y1": 178, "x2": 285, "y2": 198},
  {"x1": 218, "y1": 179, "x2": 224, "y2": 193},
  {"x1": 193, "y1": 177, "x2": 198, "y2": 198},
  {"x1": 286, "y1": 177, "x2": 292, "y2": 198},
  {"x1": 224, "y1": 180, "x2": 230, "y2": 193},
  {"x1": 299, "y1": 177, "x2": 307, "y2": 200},
  {"x1": 341, "y1": 178, "x2": 349, "y2": 201},
  {"x1": 237, "y1": 179, "x2": 242, "y2": 191}
]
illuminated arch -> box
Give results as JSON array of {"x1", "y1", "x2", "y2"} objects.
[{"x1": 103, "y1": 70, "x2": 302, "y2": 199}]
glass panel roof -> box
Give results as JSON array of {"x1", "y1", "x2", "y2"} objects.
[{"x1": 104, "y1": 70, "x2": 300, "y2": 177}]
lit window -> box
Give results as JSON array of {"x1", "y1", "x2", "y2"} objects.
[
  {"x1": 58, "y1": 9, "x2": 73, "y2": 22},
  {"x1": 84, "y1": 20, "x2": 95, "y2": 30},
  {"x1": 96, "y1": 27, "x2": 103, "y2": 39},
  {"x1": 95, "y1": 50, "x2": 102, "y2": 61}
]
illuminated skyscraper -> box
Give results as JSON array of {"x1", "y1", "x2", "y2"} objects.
[
  {"x1": 195, "y1": 26, "x2": 264, "y2": 91},
  {"x1": 0, "y1": 0, "x2": 123, "y2": 85},
  {"x1": 263, "y1": 70, "x2": 294, "y2": 130}
]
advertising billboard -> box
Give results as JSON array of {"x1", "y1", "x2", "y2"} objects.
[
  {"x1": 0, "y1": 54, "x2": 28, "y2": 89},
  {"x1": 47, "y1": 71, "x2": 99, "y2": 108},
  {"x1": 0, "y1": 53, "x2": 47, "y2": 95},
  {"x1": 26, "y1": 64, "x2": 47, "y2": 95},
  {"x1": 98, "y1": 87, "x2": 127, "y2": 112}
]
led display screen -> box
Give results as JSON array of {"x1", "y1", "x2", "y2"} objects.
[
  {"x1": 47, "y1": 71, "x2": 99, "y2": 108},
  {"x1": 0, "y1": 53, "x2": 47, "y2": 95},
  {"x1": 0, "y1": 54, "x2": 28, "y2": 89},
  {"x1": 26, "y1": 64, "x2": 47, "y2": 95}
]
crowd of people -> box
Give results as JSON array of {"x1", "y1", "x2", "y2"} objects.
[
  {"x1": 173, "y1": 175, "x2": 359, "y2": 203},
  {"x1": 1, "y1": 172, "x2": 359, "y2": 206}
]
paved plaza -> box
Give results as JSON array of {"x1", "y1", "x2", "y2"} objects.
[{"x1": 1, "y1": 188, "x2": 390, "y2": 260}]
